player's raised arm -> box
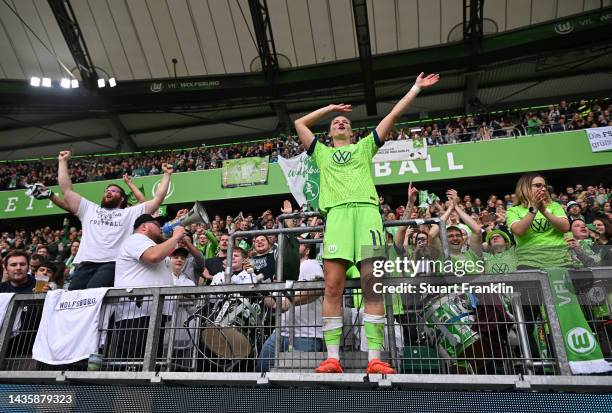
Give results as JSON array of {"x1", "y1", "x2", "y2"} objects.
[
  {"x1": 375, "y1": 72, "x2": 440, "y2": 143},
  {"x1": 294, "y1": 104, "x2": 352, "y2": 149}
]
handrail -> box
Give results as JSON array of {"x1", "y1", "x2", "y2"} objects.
[{"x1": 0, "y1": 269, "x2": 609, "y2": 380}]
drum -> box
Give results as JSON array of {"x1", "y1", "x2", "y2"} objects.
[
  {"x1": 419, "y1": 293, "x2": 480, "y2": 359},
  {"x1": 190, "y1": 295, "x2": 267, "y2": 371}
]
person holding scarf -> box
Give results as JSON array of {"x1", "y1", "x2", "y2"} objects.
[{"x1": 507, "y1": 173, "x2": 610, "y2": 374}]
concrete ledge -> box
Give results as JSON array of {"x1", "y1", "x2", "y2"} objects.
[
  {"x1": 0, "y1": 370, "x2": 64, "y2": 384},
  {"x1": 526, "y1": 375, "x2": 612, "y2": 392},
  {"x1": 63, "y1": 371, "x2": 156, "y2": 385},
  {"x1": 388, "y1": 374, "x2": 521, "y2": 390},
  {"x1": 158, "y1": 372, "x2": 263, "y2": 386},
  {"x1": 265, "y1": 372, "x2": 386, "y2": 388},
  {"x1": 1, "y1": 370, "x2": 611, "y2": 393}
]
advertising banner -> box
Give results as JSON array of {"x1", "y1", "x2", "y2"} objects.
[
  {"x1": 221, "y1": 156, "x2": 269, "y2": 188},
  {"x1": 1, "y1": 131, "x2": 610, "y2": 219},
  {"x1": 585, "y1": 126, "x2": 612, "y2": 152},
  {"x1": 372, "y1": 138, "x2": 428, "y2": 162}
]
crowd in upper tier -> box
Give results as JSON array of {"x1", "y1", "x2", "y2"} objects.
[{"x1": 1, "y1": 97, "x2": 609, "y2": 192}]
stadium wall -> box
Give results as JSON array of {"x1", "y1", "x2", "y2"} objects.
[{"x1": 1, "y1": 131, "x2": 610, "y2": 219}]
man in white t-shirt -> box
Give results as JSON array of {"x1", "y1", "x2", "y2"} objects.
[
  {"x1": 112, "y1": 214, "x2": 185, "y2": 363},
  {"x1": 56, "y1": 150, "x2": 173, "y2": 290},
  {"x1": 257, "y1": 239, "x2": 324, "y2": 372}
]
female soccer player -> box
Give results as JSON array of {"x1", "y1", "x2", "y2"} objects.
[{"x1": 294, "y1": 72, "x2": 440, "y2": 374}]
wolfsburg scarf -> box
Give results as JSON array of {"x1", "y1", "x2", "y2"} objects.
[{"x1": 546, "y1": 268, "x2": 611, "y2": 374}]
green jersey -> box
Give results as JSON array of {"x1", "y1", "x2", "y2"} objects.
[
  {"x1": 432, "y1": 249, "x2": 481, "y2": 275},
  {"x1": 308, "y1": 132, "x2": 382, "y2": 214},
  {"x1": 449, "y1": 249, "x2": 482, "y2": 275},
  {"x1": 506, "y1": 203, "x2": 571, "y2": 268},
  {"x1": 483, "y1": 247, "x2": 518, "y2": 274}
]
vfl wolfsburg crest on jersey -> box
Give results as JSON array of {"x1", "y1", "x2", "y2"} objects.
[
  {"x1": 278, "y1": 153, "x2": 320, "y2": 210},
  {"x1": 530, "y1": 217, "x2": 551, "y2": 233},
  {"x1": 332, "y1": 149, "x2": 352, "y2": 164}
]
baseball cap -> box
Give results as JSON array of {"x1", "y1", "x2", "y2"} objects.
[
  {"x1": 170, "y1": 247, "x2": 189, "y2": 257},
  {"x1": 446, "y1": 225, "x2": 462, "y2": 233},
  {"x1": 133, "y1": 214, "x2": 163, "y2": 229},
  {"x1": 566, "y1": 201, "x2": 580, "y2": 209},
  {"x1": 485, "y1": 229, "x2": 511, "y2": 245},
  {"x1": 237, "y1": 240, "x2": 251, "y2": 253}
]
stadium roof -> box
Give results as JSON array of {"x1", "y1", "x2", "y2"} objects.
[
  {"x1": 0, "y1": 0, "x2": 607, "y2": 80},
  {"x1": 0, "y1": 1, "x2": 611, "y2": 159}
]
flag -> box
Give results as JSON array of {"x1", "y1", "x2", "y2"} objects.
[
  {"x1": 546, "y1": 268, "x2": 611, "y2": 374},
  {"x1": 278, "y1": 153, "x2": 320, "y2": 210}
]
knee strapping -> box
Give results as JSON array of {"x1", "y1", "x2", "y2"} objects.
[{"x1": 322, "y1": 316, "x2": 343, "y2": 332}]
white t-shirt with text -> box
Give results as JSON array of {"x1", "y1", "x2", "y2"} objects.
[{"x1": 74, "y1": 198, "x2": 146, "y2": 264}]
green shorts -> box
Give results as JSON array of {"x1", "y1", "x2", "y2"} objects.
[{"x1": 323, "y1": 203, "x2": 386, "y2": 265}]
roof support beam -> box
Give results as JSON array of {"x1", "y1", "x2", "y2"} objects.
[
  {"x1": 462, "y1": 0, "x2": 485, "y2": 113},
  {"x1": 352, "y1": 0, "x2": 377, "y2": 116},
  {"x1": 248, "y1": 0, "x2": 292, "y2": 136},
  {"x1": 0, "y1": 114, "x2": 92, "y2": 132},
  {"x1": 47, "y1": 0, "x2": 98, "y2": 89},
  {"x1": 248, "y1": 0, "x2": 279, "y2": 83},
  {"x1": 106, "y1": 114, "x2": 137, "y2": 151},
  {"x1": 269, "y1": 100, "x2": 292, "y2": 136}
]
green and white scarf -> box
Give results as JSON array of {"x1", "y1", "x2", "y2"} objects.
[{"x1": 546, "y1": 268, "x2": 611, "y2": 374}]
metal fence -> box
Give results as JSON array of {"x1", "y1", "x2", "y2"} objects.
[
  {"x1": 0, "y1": 219, "x2": 609, "y2": 387},
  {"x1": 0, "y1": 270, "x2": 609, "y2": 379}
]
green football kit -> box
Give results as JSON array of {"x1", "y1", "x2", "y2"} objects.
[
  {"x1": 308, "y1": 131, "x2": 386, "y2": 353},
  {"x1": 308, "y1": 131, "x2": 385, "y2": 265}
]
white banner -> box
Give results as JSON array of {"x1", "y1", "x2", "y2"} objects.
[
  {"x1": 372, "y1": 138, "x2": 428, "y2": 162},
  {"x1": 278, "y1": 153, "x2": 307, "y2": 206},
  {"x1": 585, "y1": 127, "x2": 612, "y2": 152}
]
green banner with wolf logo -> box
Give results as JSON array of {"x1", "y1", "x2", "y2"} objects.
[
  {"x1": 546, "y1": 268, "x2": 611, "y2": 374},
  {"x1": 0, "y1": 131, "x2": 610, "y2": 219}
]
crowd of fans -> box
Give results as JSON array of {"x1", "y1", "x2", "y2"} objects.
[
  {"x1": 1, "y1": 97, "x2": 609, "y2": 192},
  {"x1": 1, "y1": 168, "x2": 610, "y2": 374},
  {"x1": 2, "y1": 181, "x2": 610, "y2": 289}
]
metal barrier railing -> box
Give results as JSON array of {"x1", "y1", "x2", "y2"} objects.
[
  {"x1": 0, "y1": 269, "x2": 609, "y2": 378},
  {"x1": 0, "y1": 215, "x2": 608, "y2": 381}
]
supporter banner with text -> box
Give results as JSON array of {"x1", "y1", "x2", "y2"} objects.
[
  {"x1": 585, "y1": 126, "x2": 612, "y2": 152},
  {"x1": 1, "y1": 131, "x2": 611, "y2": 219},
  {"x1": 221, "y1": 156, "x2": 269, "y2": 188},
  {"x1": 372, "y1": 138, "x2": 428, "y2": 162}
]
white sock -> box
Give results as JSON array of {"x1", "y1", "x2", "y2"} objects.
[
  {"x1": 327, "y1": 345, "x2": 340, "y2": 360},
  {"x1": 368, "y1": 349, "x2": 381, "y2": 361}
]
